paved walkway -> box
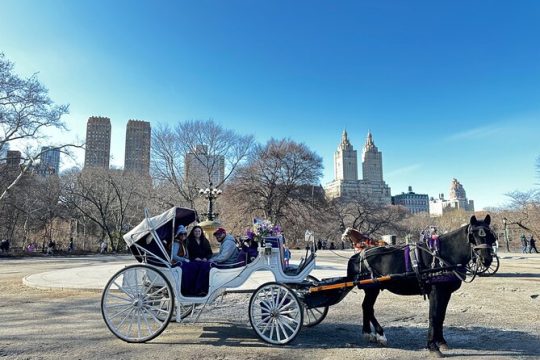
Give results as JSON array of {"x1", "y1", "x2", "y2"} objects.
[{"x1": 23, "y1": 254, "x2": 349, "y2": 292}]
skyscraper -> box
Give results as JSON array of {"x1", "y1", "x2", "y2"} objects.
[
  {"x1": 325, "y1": 130, "x2": 391, "y2": 204},
  {"x1": 124, "y1": 120, "x2": 151, "y2": 174},
  {"x1": 37, "y1": 146, "x2": 61, "y2": 176},
  {"x1": 362, "y1": 131, "x2": 383, "y2": 182},
  {"x1": 185, "y1": 144, "x2": 225, "y2": 189},
  {"x1": 6, "y1": 150, "x2": 21, "y2": 169},
  {"x1": 0, "y1": 142, "x2": 9, "y2": 164},
  {"x1": 84, "y1": 116, "x2": 111, "y2": 169},
  {"x1": 334, "y1": 130, "x2": 358, "y2": 181}
]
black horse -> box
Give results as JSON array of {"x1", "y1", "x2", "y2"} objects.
[{"x1": 345, "y1": 215, "x2": 495, "y2": 357}]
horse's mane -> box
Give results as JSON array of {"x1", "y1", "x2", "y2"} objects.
[{"x1": 438, "y1": 224, "x2": 468, "y2": 241}]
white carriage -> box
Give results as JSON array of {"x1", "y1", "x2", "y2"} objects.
[{"x1": 101, "y1": 207, "x2": 327, "y2": 345}]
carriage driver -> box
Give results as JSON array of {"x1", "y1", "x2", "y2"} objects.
[
  {"x1": 172, "y1": 225, "x2": 190, "y2": 264},
  {"x1": 210, "y1": 228, "x2": 240, "y2": 266}
]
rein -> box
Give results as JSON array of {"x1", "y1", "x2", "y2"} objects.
[
  {"x1": 410, "y1": 224, "x2": 493, "y2": 284},
  {"x1": 328, "y1": 249, "x2": 355, "y2": 259}
]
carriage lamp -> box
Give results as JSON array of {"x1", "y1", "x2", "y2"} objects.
[{"x1": 198, "y1": 183, "x2": 222, "y2": 221}]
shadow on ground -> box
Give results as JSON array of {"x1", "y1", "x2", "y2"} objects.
[{"x1": 150, "y1": 320, "x2": 539, "y2": 358}]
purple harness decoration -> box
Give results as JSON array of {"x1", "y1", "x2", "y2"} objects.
[
  {"x1": 405, "y1": 236, "x2": 461, "y2": 292},
  {"x1": 404, "y1": 245, "x2": 411, "y2": 272},
  {"x1": 428, "y1": 236, "x2": 440, "y2": 253}
]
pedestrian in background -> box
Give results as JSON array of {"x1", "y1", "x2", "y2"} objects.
[
  {"x1": 100, "y1": 241, "x2": 107, "y2": 254},
  {"x1": 520, "y1": 234, "x2": 528, "y2": 253},
  {"x1": 529, "y1": 235, "x2": 538, "y2": 254},
  {"x1": 283, "y1": 245, "x2": 291, "y2": 267}
]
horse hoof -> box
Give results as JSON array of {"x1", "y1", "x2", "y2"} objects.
[
  {"x1": 376, "y1": 333, "x2": 388, "y2": 346},
  {"x1": 429, "y1": 349, "x2": 444, "y2": 358},
  {"x1": 362, "y1": 332, "x2": 377, "y2": 342},
  {"x1": 437, "y1": 342, "x2": 449, "y2": 351}
]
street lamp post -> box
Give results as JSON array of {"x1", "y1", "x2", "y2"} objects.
[
  {"x1": 198, "y1": 183, "x2": 222, "y2": 221},
  {"x1": 503, "y1": 217, "x2": 510, "y2": 252}
]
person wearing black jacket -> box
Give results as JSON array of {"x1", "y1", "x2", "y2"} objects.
[
  {"x1": 186, "y1": 225, "x2": 213, "y2": 261},
  {"x1": 529, "y1": 235, "x2": 538, "y2": 254}
]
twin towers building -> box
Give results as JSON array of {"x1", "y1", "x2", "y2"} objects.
[{"x1": 324, "y1": 130, "x2": 391, "y2": 204}]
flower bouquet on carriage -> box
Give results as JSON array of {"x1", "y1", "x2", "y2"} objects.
[
  {"x1": 238, "y1": 218, "x2": 282, "y2": 261},
  {"x1": 248, "y1": 218, "x2": 282, "y2": 241}
]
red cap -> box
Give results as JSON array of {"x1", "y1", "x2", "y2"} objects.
[{"x1": 213, "y1": 227, "x2": 226, "y2": 236}]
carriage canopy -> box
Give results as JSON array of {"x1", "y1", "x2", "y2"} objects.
[{"x1": 123, "y1": 207, "x2": 198, "y2": 247}]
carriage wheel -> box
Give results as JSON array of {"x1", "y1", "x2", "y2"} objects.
[
  {"x1": 302, "y1": 275, "x2": 329, "y2": 327},
  {"x1": 249, "y1": 282, "x2": 303, "y2": 345},
  {"x1": 101, "y1": 265, "x2": 174, "y2": 342},
  {"x1": 150, "y1": 289, "x2": 193, "y2": 322},
  {"x1": 479, "y1": 254, "x2": 500, "y2": 277},
  {"x1": 466, "y1": 257, "x2": 480, "y2": 275}
]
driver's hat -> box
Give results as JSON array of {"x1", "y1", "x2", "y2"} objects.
[{"x1": 213, "y1": 227, "x2": 226, "y2": 237}]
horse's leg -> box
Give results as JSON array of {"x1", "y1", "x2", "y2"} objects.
[
  {"x1": 362, "y1": 288, "x2": 387, "y2": 345},
  {"x1": 427, "y1": 286, "x2": 452, "y2": 358},
  {"x1": 434, "y1": 285, "x2": 456, "y2": 350}
]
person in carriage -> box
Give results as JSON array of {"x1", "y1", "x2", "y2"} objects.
[
  {"x1": 172, "y1": 224, "x2": 213, "y2": 296},
  {"x1": 171, "y1": 225, "x2": 190, "y2": 264},
  {"x1": 186, "y1": 225, "x2": 213, "y2": 262},
  {"x1": 210, "y1": 227, "x2": 240, "y2": 266}
]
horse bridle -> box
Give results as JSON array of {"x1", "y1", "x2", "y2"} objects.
[{"x1": 467, "y1": 224, "x2": 494, "y2": 252}]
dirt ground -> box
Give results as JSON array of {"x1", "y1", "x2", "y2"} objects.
[{"x1": 0, "y1": 253, "x2": 538, "y2": 359}]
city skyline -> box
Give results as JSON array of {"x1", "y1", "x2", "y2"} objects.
[{"x1": 1, "y1": 1, "x2": 539, "y2": 210}]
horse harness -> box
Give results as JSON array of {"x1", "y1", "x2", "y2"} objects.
[{"x1": 355, "y1": 224, "x2": 492, "y2": 296}]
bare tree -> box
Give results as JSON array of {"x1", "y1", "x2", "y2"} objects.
[
  {"x1": 0, "y1": 169, "x2": 66, "y2": 249},
  {"x1": 0, "y1": 53, "x2": 81, "y2": 205},
  {"x1": 0, "y1": 145, "x2": 81, "y2": 203},
  {"x1": 227, "y1": 138, "x2": 323, "y2": 225},
  {"x1": 504, "y1": 190, "x2": 540, "y2": 238},
  {"x1": 0, "y1": 53, "x2": 68, "y2": 152},
  {"x1": 151, "y1": 120, "x2": 254, "y2": 207},
  {"x1": 61, "y1": 169, "x2": 151, "y2": 251},
  {"x1": 333, "y1": 194, "x2": 408, "y2": 238}
]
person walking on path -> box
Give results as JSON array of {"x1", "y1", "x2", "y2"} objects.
[
  {"x1": 100, "y1": 240, "x2": 107, "y2": 254},
  {"x1": 283, "y1": 245, "x2": 291, "y2": 267},
  {"x1": 521, "y1": 234, "x2": 528, "y2": 253},
  {"x1": 529, "y1": 235, "x2": 538, "y2": 253}
]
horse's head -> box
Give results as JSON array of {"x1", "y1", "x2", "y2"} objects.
[
  {"x1": 342, "y1": 227, "x2": 376, "y2": 252},
  {"x1": 468, "y1": 214, "x2": 496, "y2": 268},
  {"x1": 341, "y1": 227, "x2": 353, "y2": 242}
]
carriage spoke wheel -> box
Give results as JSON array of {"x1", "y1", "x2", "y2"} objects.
[
  {"x1": 479, "y1": 254, "x2": 500, "y2": 276},
  {"x1": 466, "y1": 257, "x2": 480, "y2": 275},
  {"x1": 101, "y1": 265, "x2": 174, "y2": 343},
  {"x1": 249, "y1": 282, "x2": 303, "y2": 345},
  {"x1": 303, "y1": 275, "x2": 329, "y2": 327}
]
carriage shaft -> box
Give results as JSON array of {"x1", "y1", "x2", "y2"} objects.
[{"x1": 308, "y1": 275, "x2": 392, "y2": 293}]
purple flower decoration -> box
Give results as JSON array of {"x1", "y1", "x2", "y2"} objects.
[{"x1": 246, "y1": 229, "x2": 255, "y2": 240}]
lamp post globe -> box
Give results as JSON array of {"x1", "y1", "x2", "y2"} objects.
[{"x1": 197, "y1": 182, "x2": 223, "y2": 244}]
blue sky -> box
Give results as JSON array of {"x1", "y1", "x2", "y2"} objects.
[{"x1": 1, "y1": 0, "x2": 539, "y2": 210}]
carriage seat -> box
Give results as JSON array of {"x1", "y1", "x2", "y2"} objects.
[
  {"x1": 283, "y1": 251, "x2": 315, "y2": 276},
  {"x1": 129, "y1": 234, "x2": 171, "y2": 267}
]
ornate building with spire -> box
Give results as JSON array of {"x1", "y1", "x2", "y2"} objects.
[
  {"x1": 325, "y1": 130, "x2": 391, "y2": 204},
  {"x1": 429, "y1": 178, "x2": 475, "y2": 216}
]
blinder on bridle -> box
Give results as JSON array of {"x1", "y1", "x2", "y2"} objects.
[{"x1": 467, "y1": 224, "x2": 494, "y2": 253}]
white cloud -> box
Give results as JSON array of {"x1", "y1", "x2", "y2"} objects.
[
  {"x1": 445, "y1": 125, "x2": 505, "y2": 142},
  {"x1": 386, "y1": 163, "x2": 423, "y2": 178}
]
